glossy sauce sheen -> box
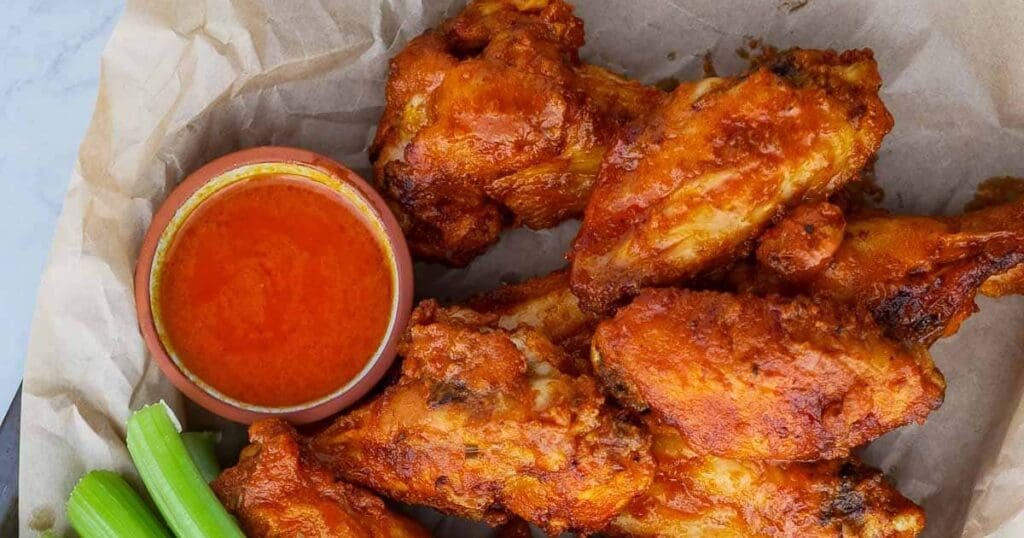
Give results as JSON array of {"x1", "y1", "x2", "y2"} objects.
[{"x1": 158, "y1": 176, "x2": 393, "y2": 408}]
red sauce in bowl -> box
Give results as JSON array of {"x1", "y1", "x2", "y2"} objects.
[{"x1": 155, "y1": 175, "x2": 393, "y2": 408}]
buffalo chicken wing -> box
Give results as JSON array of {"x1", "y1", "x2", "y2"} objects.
[
  {"x1": 372, "y1": 0, "x2": 662, "y2": 265},
  {"x1": 591, "y1": 289, "x2": 945, "y2": 461},
  {"x1": 465, "y1": 270, "x2": 599, "y2": 373},
  {"x1": 606, "y1": 423, "x2": 925, "y2": 537},
  {"x1": 570, "y1": 48, "x2": 893, "y2": 313},
  {"x1": 310, "y1": 301, "x2": 653, "y2": 534},
  {"x1": 740, "y1": 195, "x2": 1024, "y2": 343},
  {"x1": 461, "y1": 280, "x2": 926, "y2": 535},
  {"x1": 212, "y1": 419, "x2": 428, "y2": 538}
]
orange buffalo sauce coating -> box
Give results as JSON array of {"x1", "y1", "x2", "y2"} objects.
[{"x1": 156, "y1": 176, "x2": 393, "y2": 408}]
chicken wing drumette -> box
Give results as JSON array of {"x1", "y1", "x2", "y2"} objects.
[
  {"x1": 310, "y1": 301, "x2": 653, "y2": 534},
  {"x1": 212, "y1": 419, "x2": 428, "y2": 538},
  {"x1": 591, "y1": 289, "x2": 945, "y2": 461},
  {"x1": 606, "y1": 422, "x2": 925, "y2": 537},
  {"x1": 737, "y1": 194, "x2": 1024, "y2": 343},
  {"x1": 570, "y1": 48, "x2": 893, "y2": 313},
  {"x1": 372, "y1": 0, "x2": 663, "y2": 265}
]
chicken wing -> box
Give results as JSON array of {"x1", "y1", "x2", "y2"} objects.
[
  {"x1": 465, "y1": 270, "x2": 599, "y2": 373},
  {"x1": 460, "y1": 278, "x2": 925, "y2": 534},
  {"x1": 211, "y1": 419, "x2": 428, "y2": 538},
  {"x1": 591, "y1": 289, "x2": 945, "y2": 461},
  {"x1": 755, "y1": 201, "x2": 847, "y2": 283},
  {"x1": 570, "y1": 48, "x2": 893, "y2": 313},
  {"x1": 740, "y1": 195, "x2": 1024, "y2": 343},
  {"x1": 309, "y1": 301, "x2": 653, "y2": 534},
  {"x1": 372, "y1": 0, "x2": 663, "y2": 265},
  {"x1": 606, "y1": 423, "x2": 925, "y2": 537}
]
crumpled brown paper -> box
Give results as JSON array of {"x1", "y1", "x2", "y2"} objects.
[{"x1": 19, "y1": 0, "x2": 1024, "y2": 536}]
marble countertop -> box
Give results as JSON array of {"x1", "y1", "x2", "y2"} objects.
[{"x1": 0, "y1": 0, "x2": 122, "y2": 417}]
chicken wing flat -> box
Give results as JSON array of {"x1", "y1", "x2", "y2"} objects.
[
  {"x1": 570, "y1": 48, "x2": 893, "y2": 313},
  {"x1": 591, "y1": 289, "x2": 945, "y2": 461},
  {"x1": 607, "y1": 423, "x2": 925, "y2": 537},
  {"x1": 212, "y1": 419, "x2": 428, "y2": 538},
  {"x1": 741, "y1": 195, "x2": 1024, "y2": 343},
  {"x1": 465, "y1": 270, "x2": 599, "y2": 372},
  {"x1": 371, "y1": 0, "x2": 663, "y2": 265},
  {"x1": 310, "y1": 301, "x2": 653, "y2": 534}
]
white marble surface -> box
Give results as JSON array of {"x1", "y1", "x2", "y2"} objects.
[{"x1": 0, "y1": 0, "x2": 122, "y2": 416}]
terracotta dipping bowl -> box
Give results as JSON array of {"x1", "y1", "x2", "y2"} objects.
[{"x1": 134, "y1": 147, "x2": 413, "y2": 424}]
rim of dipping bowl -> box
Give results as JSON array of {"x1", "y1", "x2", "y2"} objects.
[{"x1": 134, "y1": 146, "x2": 413, "y2": 424}]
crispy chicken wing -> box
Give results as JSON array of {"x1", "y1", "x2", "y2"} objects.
[
  {"x1": 212, "y1": 419, "x2": 428, "y2": 538},
  {"x1": 755, "y1": 201, "x2": 847, "y2": 283},
  {"x1": 740, "y1": 195, "x2": 1024, "y2": 343},
  {"x1": 310, "y1": 301, "x2": 653, "y2": 534},
  {"x1": 607, "y1": 423, "x2": 925, "y2": 537},
  {"x1": 591, "y1": 289, "x2": 945, "y2": 461},
  {"x1": 372, "y1": 0, "x2": 663, "y2": 265},
  {"x1": 459, "y1": 278, "x2": 925, "y2": 534},
  {"x1": 570, "y1": 48, "x2": 893, "y2": 313},
  {"x1": 465, "y1": 270, "x2": 599, "y2": 372}
]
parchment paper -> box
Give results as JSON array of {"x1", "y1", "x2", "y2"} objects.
[{"x1": 19, "y1": 0, "x2": 1024, "y2": 536}]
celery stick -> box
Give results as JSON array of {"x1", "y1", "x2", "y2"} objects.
[
  {"x1": 181, "y1": 431, "x2": 221, "y2": 483},
  {"x1": 66, "y1": 470, "x2": 171, "y2": 538},
  {"x1": 126, "y1": 402, "x2": 243, "y2": 538}
]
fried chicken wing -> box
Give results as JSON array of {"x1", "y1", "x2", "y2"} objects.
[
  {"x1": 607, "y1": 423, "x2": 925, "y2": 537},
  {"x1": 592, "y1": 289, "x2": 945, "y2": 461},
  {"x1": 212, "y1": 419, "x2": 428, "y2": 538},
  {"x1": 741, "y1": 195, "x2": 1024, "y2": 343},
  {"x1": 570, "y1": 48, "x2": 893, "y2": 313},
  {"x1": 465, "y1": 270, "x2": 599, "y2": 372},
  {"x1": 460, "y1": 278, "x2": 925, "y2": 534},
  {"x1": 310, "y1": 301, "x2": 653, "y2": 534},
  {"x1": 755, "y1": 201, "x2": 847, "y2": 283},
  {"x1": 372, "y1": 0, "x2": 663, "y2": 265}
]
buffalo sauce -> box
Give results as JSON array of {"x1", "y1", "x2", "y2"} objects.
[{"x1": 155, "y1": 175, "x2": 393, "y2": 408}]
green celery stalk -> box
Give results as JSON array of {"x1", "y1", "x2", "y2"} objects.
[
  {"x1": 66, "y1": 470, "x2": 171, "y2": 538},
  {"x1": 181, "y1": 431, "x2": 221, "y2": 483},
  {"x1": 126, "y1": 402, "x2": 244, "y2": 538}
]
